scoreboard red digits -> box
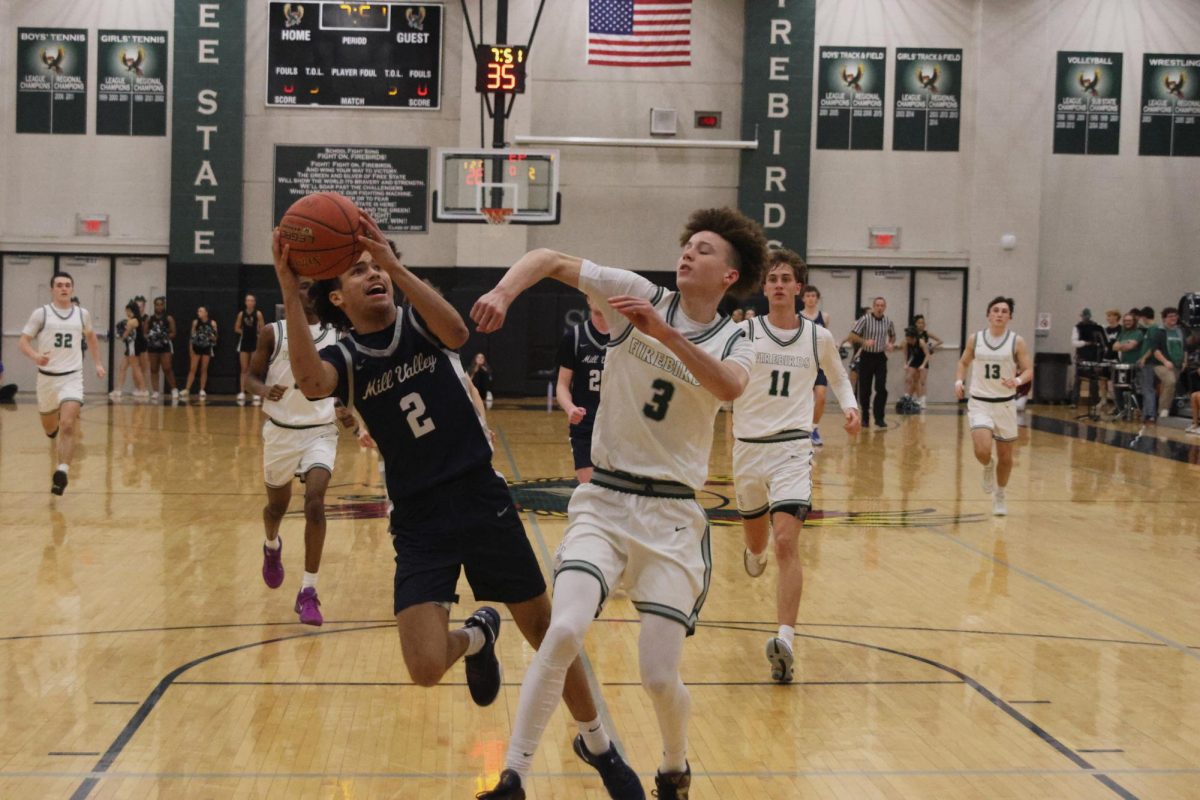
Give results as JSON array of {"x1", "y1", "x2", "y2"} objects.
[{"x1": 475, "y1": 44, "x2": 527, "y2": 94}]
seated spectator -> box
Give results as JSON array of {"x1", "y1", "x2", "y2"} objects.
[{"x1": 1150, "y1": 307, "x2": 1186, "y2": 419}]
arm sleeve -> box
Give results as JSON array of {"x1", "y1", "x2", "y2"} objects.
[
  {"x1": 317, "y1": 343, "x2": 350, "y2": 406},
  {"x1": 556, "y1": 329, "x2": 577, "y2": 370},
  {"x1": 577, "y1": 260, "x2": 662, "y2": 331},
  {"x1": 817, "y1": 327, "x2": 858, "y2": 411},
  {"x1": 721, "y1": 332, "x2": 754, "y2": 377},
  {"x1": 21, "y1": 308, "x2": 44, "y2": 338}
]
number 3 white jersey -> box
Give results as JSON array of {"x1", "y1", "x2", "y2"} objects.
[
  {"x1": 22, "y1": 304, "x2": 93, "y2": 374},
  {"x1": 579, "y1": 260, "x2": 754, "y2": 490},
  {"x1": 970, "y1": 329, "x2": 1018, "y2": 399},
  {"x1": 263, "y1": 320, "x2": 338, "y2": 426},
  {"x1": 732, "y1": 316, "x2": 857, "y2": 440}
]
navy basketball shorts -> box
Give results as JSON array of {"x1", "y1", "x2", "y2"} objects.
[
  {"x1": 569, "y1": 433, "x2": 594, "y2": 471},
  {"x1": 389, "y1": 464, "x2": 546, "y2": 614}
]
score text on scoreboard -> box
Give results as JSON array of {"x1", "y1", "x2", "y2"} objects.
[{"x1": 475, "y1": 44, "x2": 527, "y2": 94}]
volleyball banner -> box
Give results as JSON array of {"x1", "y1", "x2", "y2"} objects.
[{"x1": 1053, "y1": 51, "x2": 1122, "y2": 155}]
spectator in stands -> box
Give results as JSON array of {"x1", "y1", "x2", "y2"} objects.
[
  {"x1": 1071, "y1": 308, "x2": 1105, "y2": 407},
  {"x1": 469, "y1": 352, "x2": 494, "y2": 409},
  {"x1": 1150, "y1": 307, "x2": 1186, "y2": 419},
  {"x1": 1111, "y1": 312, "x2": 1145, "y2": 418}
]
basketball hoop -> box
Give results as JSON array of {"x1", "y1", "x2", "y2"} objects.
[{"x1": 481, "y1": 207, "x2": 514, "y2": 225}]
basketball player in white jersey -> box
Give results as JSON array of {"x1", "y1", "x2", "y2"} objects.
[
  {"x1": 18, "y1": 273, "x2": 105, "y2": 495},
  {"x1": 955, "y1": 296, "x2": 1033, "y2": 516},
  {"x1": 734, "y1": 251, "x2": 860, "y2": 683},
  {"x1": 244, "y1": 276, "x2": 360, "y2": 625},
  {"x1": 472, "y1": 208, "x2": 768, "y2": 800}
]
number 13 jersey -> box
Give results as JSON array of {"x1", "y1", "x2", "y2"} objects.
[
  {"x1": 319, "y1": 305, "x2": 492, "y2": 502},
  {"x1": 579, "y1": 260, "x2": 754, "y2": 491},
  {"x1": 970, "y1": 329, "x2": 1017, "y2": 399}
]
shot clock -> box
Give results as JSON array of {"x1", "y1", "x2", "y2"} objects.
[{"x1": 475, "y1": 44, "x2": 528, "y2": 93}]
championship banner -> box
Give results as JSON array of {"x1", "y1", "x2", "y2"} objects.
[
  {"x1": 97, "y1": 30, "x2": 169, "y2": 136},
  {"x1": 816, "y1": 46, "x2": 885, "y2": 150},
  {"x1": 1053, "y1": 51, "x2": 1122, "y2": 155},
  {"x1": 893, "y1": 48, "x2": 961, "y2": 152},
  {"x1": 169, "y1": 1, "x2": 246, "y2": 264},
  {"x1": 1139, "y1": 53, "x2": 1200, "y2": 157},
  {"x1": 16, "y1": 28, "x2": 88, "y2": 134}
]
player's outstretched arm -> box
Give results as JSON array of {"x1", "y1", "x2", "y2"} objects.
[
  {"x1": 272, "y1": 230, "x2": 339, "y2": 399},
  {"x1": 243, "y1": 325, "x2": 283, "y2": 401},
  {"x1": 818, "y1": 328, "x2": 859, "y2": 427},
  {"x1": 471, "y1": 249, "x2": 584, "y2": 333},
  {"x1": 357, "y1": 213, "x2": 469, "y2": 349}
]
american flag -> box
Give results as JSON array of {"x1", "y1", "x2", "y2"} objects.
[{"x1": 587, "y1": 0, "x2": 692, "y2": 68}]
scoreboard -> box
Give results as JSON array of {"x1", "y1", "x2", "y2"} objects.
[{"x1": 266, "y1": 2, "x2": 442, "y2": 109}]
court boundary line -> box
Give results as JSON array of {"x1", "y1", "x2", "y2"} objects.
[
  {"x1": 67, "y1": 623, "x2": 392, "y2": 800},
  {"x1": 702, "y1": 622, "x2": 1139, "y2": 800}
]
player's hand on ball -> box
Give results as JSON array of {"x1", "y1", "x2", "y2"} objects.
[
  {"x1": 356, "y1": 213, "x2": 401, "y2": 270},
  {"x1": 843, "y1": 408, "x2": 861, "y2": 435},
  {"x1": 271, "y1": 230, "x2": 300, "y2": 293},
  {"x1": 471, "y1": 290, "x2": 512, "y2": 333},
  {"x1": 569, "y1": 407, "x2": 587, "y2": 425},
  {"x1": 609, "y1": 295, "x2": 669, "y2": 339},
  {"x1": 267, "y1": 384, "x2": 288, "y2": 401}
]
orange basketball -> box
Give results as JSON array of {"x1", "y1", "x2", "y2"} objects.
[{"x1": 278, "y1": 192, "x2": 365, "y2": 280}]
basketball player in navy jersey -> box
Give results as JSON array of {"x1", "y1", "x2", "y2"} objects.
[
  {"x1": 556, "y1": 296, "x2": 609, "y2": 483},
  {"x1": 270, "y1": 214, "x2": 637, "y2": 798}
]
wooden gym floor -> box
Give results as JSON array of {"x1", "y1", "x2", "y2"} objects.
[{"x1": 0, "y1": 397, "x2": 1198, "y2": 799}]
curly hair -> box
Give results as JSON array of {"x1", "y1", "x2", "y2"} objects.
[
  {"x1": 679, "y1": 207, "x2": 769, "y2": 301},
  {"x1": 309, "y1": 277, "x2": 353, "y2": 332},
  {"x1": 767, "y1": 247, "x2": 808, "y2": 286}
]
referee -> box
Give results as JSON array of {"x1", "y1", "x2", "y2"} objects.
[{"x1": 847, "y1": 297, "x2": 896, "y2": 429}]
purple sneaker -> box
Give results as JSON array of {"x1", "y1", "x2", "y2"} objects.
[
  {"x1": 294, "y1": 587, "x2": 323, "y2": 626},
  {"x1": 262, "y1": 538, "x2": 284, "y2": 589}
]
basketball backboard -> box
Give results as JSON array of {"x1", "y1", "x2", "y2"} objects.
[{"x1": 433, "y1": 147, "x2": 560, "y2": 224}]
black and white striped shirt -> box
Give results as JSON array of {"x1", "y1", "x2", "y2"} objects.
[{"x1": 852, "y1": 314, "x2": 895, "y2": 353}]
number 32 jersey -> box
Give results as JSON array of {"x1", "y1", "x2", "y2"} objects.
[
  {"x1": 22, "y1": 304, "x2": 94, "y2": 374},
  {"x1": 579, "y1": 260, "x2": 754, "y2": 491},
  {"x1": 319, "y1": 306, "x2": 492, "y2": 503}
]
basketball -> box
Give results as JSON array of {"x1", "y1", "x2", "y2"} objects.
[{"x1": 278, "y1": 192, "x2": 365, "y2": 280}]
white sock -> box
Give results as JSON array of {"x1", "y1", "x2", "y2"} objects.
[
  {"x1": 264, "y1": 537, "x2": 281, "y2": 551},
  {"x1": 56, "y1": 463, "x2": 69, "y2": 474},
  {"x1": 302, "y1": 571, "x2": 318, "y2": 590},
  {"x1": 577, "y1": 717, "x2": 611, "y2": 756},
  {"x1": 639, "y1": 614, "x2": 690, "y2": 775},
  {"x1": 506, "y1": 571, "x2": 601, "y2": 779},
  {"x1": 462, "y1": 623, "x2": 485, "y2": 657},
  {"x1": 777, "y1": 625, "x2": 795, "y2": 651}
]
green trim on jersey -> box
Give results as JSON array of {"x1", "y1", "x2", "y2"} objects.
[
  {"x1": 721, "y1": 329, "x2": 747, "y2": 359},
  {"x1": 555, "y1": 560, "x2": 610, "y2": 615},
  {"x1": 757, "y1": 315, "x2": 805, "y2": 348}
]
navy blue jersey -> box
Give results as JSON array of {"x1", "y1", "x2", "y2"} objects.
[
  {"x1": 319, "y1": 306, "x2": 492, "y2": 508},
  {"x1": 556, "y1": 320, "x2": 608, "y2": 436}
]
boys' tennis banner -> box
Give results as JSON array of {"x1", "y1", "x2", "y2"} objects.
[{"x1": 16, "y1": 28, "x2": 88, "y2": 134}]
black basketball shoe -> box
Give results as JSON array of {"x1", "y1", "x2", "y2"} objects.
[
  {"x1": 51, "y1": 469, "x2": 68, "y2": 496},
  {"x1": 573, "y1": 735, "x2": 645, "y2": 799},
  {"x1": 475, "y1": 768, "x2": 524, "y2": 799},
  {"x1": 463, "y1": 606, "x2": 502, "y2": 706},
  {"x1": 652, "y1": 763, "x2": 690, "y2": 799}
]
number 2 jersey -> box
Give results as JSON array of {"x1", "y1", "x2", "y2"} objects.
[
  {"x1": 579, "y1": 260, "x2": 754, "y2": 491},
  {"x1": 22, "y1": 303, "x2": 93, "y2": 374},
  {"x1": 318, "y1": 305, "x2": 492, "y2": 505},
  {"x1": 557, "y1": 319, "x2": 609, "y2": 438}
]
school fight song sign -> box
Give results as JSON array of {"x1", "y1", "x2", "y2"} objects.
[
  {"x1": 16, "y1": 28, "x2": 88, "y2": 134},
  {"x1": 1139, "y1": 53, "x2": 1200, "y2": 157},
  {"x1": 893, "y1": 48, "x2": 961, "y2": 152},
  {"x1": 96, "y1": 30, "x2": 169, "y2": 136},
  {"x1": 816, "y1": 46, "x2": 885, "y2": 150},
  {"x1": 1053, "y1": 51, "x2": 1122, "y2": 155}
]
